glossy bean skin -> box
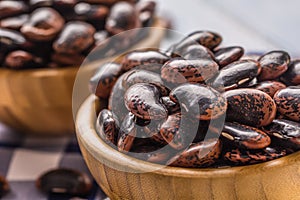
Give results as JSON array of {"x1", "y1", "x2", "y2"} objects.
[
  {"x1": 171, "y1": 31, "x2": 222, "y2": 53},
  {"x1": 258, "y1": 50, "x2": 290, "y2": 81},
  {"x1": 36, "y1": 168, "x2": 92, "y2": 196},
  {"x1": 21, "y1": 8, "x2": 65, "y2": 41},
  {"x1": 121, "y1": 50, "x2": 170, "y2": 72},
  {"x1": 254, "y1": 81, "x2": 286, "y2": 97},
  {"x1": 161, "y1": 96, "x2": 180, "y2": 114},
  {"x1": 89, "y1": 62, "x2": 122, "y2": 99},
  {"x1": 211, "y1": 59, "x2": 261, "y2": 91},
  {"x1": 53, "y1": 21, "x2": 95, "y2": 54},
  {"x1": 159, "y1": 113, "x2": 190, "y2": 150},
  {"x1": 263, "y1": 119, "x2": 300, "y2": 149},
  {"x1": 96, "y1": 109, "x2": 119, "y2": 146},
  {"x1": 117, "y1": 112, "x2": 137, "y2": 152},
  {"x1": 136, "y1": 0, "x2": 156, "y2": 26},
  {"x1": 214, "y1": 46, "x2": 244, "y2": 68},
  {"x1": 124, "y1": 83, "x2": 167, "y2": 120},
  {"x1": 0, "y1": 14, "x2": 29, "y2": 30},
  {"x1": 281, "y1": 60, "x2": 300, "y2": 85},
  {"x1": 161, "y1": 59, "x2": 219, "y2": 84},
  {"x1": 4, "y1": 50, "x2": 43, "y2": 69},
  {"x1": 122, "y1": 69, "x2": 169, "y2": 96},
  {"x1": 166, "y1": 138, "x2": 222, "y2": 168},
  {"x1": 181, "y1": 44, "x2": 215, "y2": 60},
  {"x1": 0, "y1": 28, "x2": 32, "y2": 53},
  {"x1": 170, "y1": 84, "x2": 227, "y2": 120},
  {"x1": 0, "y1": 175, "x2": 9, "y2": 198},
  {"x1": 224, "y1": 147, "x2": 287, "y2": 166},
  {"x1": 223, "y1": 89, "x2": 277, "y2": 127},
  {"x1": 0, "y1": 1, "x2": 28, "y2": 19},
  {"x1": 273, "y1": 86, "x2": 300, "y2": 122},
  {"x1": 74, "y1": 3, "x2": 109, "y2": 21},
  {"x1": 222, "y1": 122, "x2": 271, "y2": 149},
  {"x1": 108, "y1": 73, "x2": 129, "y2": 121},
  {"x1": 105, "y1": 2, "x2": 141, "y2": 35}
]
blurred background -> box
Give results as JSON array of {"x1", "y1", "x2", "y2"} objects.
[{"x1": 157, "y1": 0, "x2": 300, "y2": 57}]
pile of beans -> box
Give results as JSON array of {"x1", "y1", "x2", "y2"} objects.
[
  {"x1": 0, "y1": 0, "x2": 156, "y2": 69},
  {"x1": 90, "y1": 30, "x2": 300, "y2": 168}
]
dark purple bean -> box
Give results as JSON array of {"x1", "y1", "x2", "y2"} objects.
[
  {"x1": 161, "y1": 96, "x2": 180, "y2": 114},
  {"x1": 210, "y1": 59, "x2": 260, "y2": 91},
  {"x1": 124, "y1": 83, "x2": 167, "y2": 120},
  {"x1": 96, "y1": 109, "x2": 119, "y2": 146},
  {"x1": 224, "y1": 147, "x2": 287, "y2": 166},
  {"x1": 0, "y1": 14, "x2": 28, "y2": 30},
  {"x1": 167, "y1": 138, "x2": 222, "y2": 168},
  {"x1": 117, "y1": 112, "x2": 137, "y2": 152},
  {"x1": 121, "y1": 50, "x2": 170, "y2": 72},
  {"x1": 281, "y1": 60, "x2": 300, "y2": 85},
  {"x1": 161, "y1": 59, "x2": 219, "y2": 84},
  {"x1": 105, "y1": 2, "x2": 141, "y2": 35},
  {"x1": 258, "y1": 50, "x2": 290, "y2": 81},
  {"x1": 4, "y1": 50, "x2": 43, "y2": 69},
  {"x1": 89, "y1": 62, "x2": 122, "y2": 99},
  {"x1": 181, "y1": 44, "x2": 215, "y2": 60},
  {"x1": 122, "y1": 69, "x2": 170, "y2": 96},
  {"x1": 254, "y1": 81, "x2": 286, "y2": 97},
  {"x1": 0, "y1": 28, "x2": 32, "y2": 52},
  {"x1": 214, "y1": 46, "x2": 244, "y2": 68},
  {"x1": 0, "y1": 1, "x2": 28, "y2": 19},
  {"x1": 170, "y1": 83, "x2": 227, "y2": 120},
  {"x1": 135, "y1": 0, "x2": 156, "y2": 26},
  {"x1": 53, "y1": 21, "x2": 95, "y2": 54},
  {"x1": 222, "y1": 122, "x2": 271, "y2": 149},
  {"x1": 273, "y1": 86, "x2": 300, "y2": 122},
  {"x1": 74, "y1": 3, "x2": 109, "y2": 22},
  {"x1": 263, "y1": 119, "x2": 300, "y2": 150},
  {"x1": 21, "y1": 8, "x2": 65, "y2": 41},
  {"x1": 36, "y1": 168, "x2": 92, "y2": 196},
  {"x1": 223, "y1": 88, "x2": 277, "y2": 127}
]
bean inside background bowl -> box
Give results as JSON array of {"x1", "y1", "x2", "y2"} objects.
[
  {"x1": 89, "y1": 30, "x2": 300, "y2": 168},
  {"x1": 0, "y1": 0, "x2": 157, "y2": 69}
]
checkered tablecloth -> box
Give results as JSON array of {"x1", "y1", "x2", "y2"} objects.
[{"x1": 0, "y1": 123, "x2": 108, "y2": 200}]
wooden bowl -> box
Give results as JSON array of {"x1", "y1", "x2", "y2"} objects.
[
  {"x1": 76, "y1": 95, "x2": 300, "y2": 200},
  {"x1": 0, "y1": 18, "x2": 166, "y2": 135}
]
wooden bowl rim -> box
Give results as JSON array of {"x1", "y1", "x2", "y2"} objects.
[{"x1": 76, "y1": 95, "x2": 300, "y2": 178}]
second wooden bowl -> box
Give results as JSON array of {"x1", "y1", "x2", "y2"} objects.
[
  {"x1": 76, "y1": 95, "x2": 300, "y2": 200},
  {"x1": 0, "y1": 18, "x2": 166, "y2": 135}
]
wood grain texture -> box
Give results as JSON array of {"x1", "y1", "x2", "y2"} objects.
[
  {"x1": 0, "y1": 18, "x2": 166, "y2": 135},
  {"x1": 76, "y1": 95, "x2": 300, "y2": 200}
]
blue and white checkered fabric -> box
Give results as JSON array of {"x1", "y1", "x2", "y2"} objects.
[{"x1": 0, "y1": 123, "x2": 108, "y2": 200}]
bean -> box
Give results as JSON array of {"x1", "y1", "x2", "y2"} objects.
[
  {"x1": 161, "y1": 59, "x2": 219, "y2": 84},
  {"x1": 273, "y1": 86, "x2": 300, "y2": 122},
  {"x1": 21, "y1": 8, "x2": 65, "y2": 41},
  {"x1": 254, "y1": 81, "x2": 286, "y2": 97},
  {"x1": 121, "y1": 50, "x2": 169, "y2": 72},
  {"x1": 167, "y1": 138, "x2": 222, "y2": 168},
  {"x1": 105, "y1": 2, "x2": 141, "y2": 35},
  {"x1": 136, "y1": 0, "x2": 156, "y2": 26},
  {"x1": 169, "y1": 83, "x2": 227, "y2": 120},
  {"x1": 161, "y1": 96, "x2": 180, "y2": 114},
  {"x1": 96, "y1": 109, "x2": 119, "y2": 146},
  {"x1": 0, "y1": 14, "x2": 29, "y2": 30},
  {"x1": 223, "y1": 88, "x2": 277, "y2": 127},
  {"x1": 53, "y1": 21, "x2": 95, "y2": 54},
  {"x1": 214, "y1": 46, "x2": 244, "y2": 68},
  {"x1": 258, "y1": 50, "x2": 290, "y2": 81},
  {"x1": 181, "y1": 44, "x2": 215, "y2": 60},
  {"x1": 224, "y1": 147, "x2": 287, "y2": 166},
  {"x1": 117, "y1": 112, "x2": 137, "y2": 152},
  {"x1": 222, "y1": 122, "x2": 271, "y2": 149},
  {"x1": 263, "y1": 119, "x2": 300, "y2": 150},
  {"x1": 36, "y1": 168, "x2": 92, "y2": 196},
  {"x1": 124, "y1": 83, "x2": 168, "y2": 120},
  {"x1": 211, "y1": 59, "x2": 260, "y2": 91},
  {"x1": 4, "y1": 50, "x2": 43, "y2": 69},
  {"x1": 89, "y1": 62, "x2": 122, "y2": 99},
  {"x1": 281, "y1": 60, "x2": 300, "y2": 85},
  {"x1": 0, "y1": 1, "x2": 28, "y2": 19}
]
